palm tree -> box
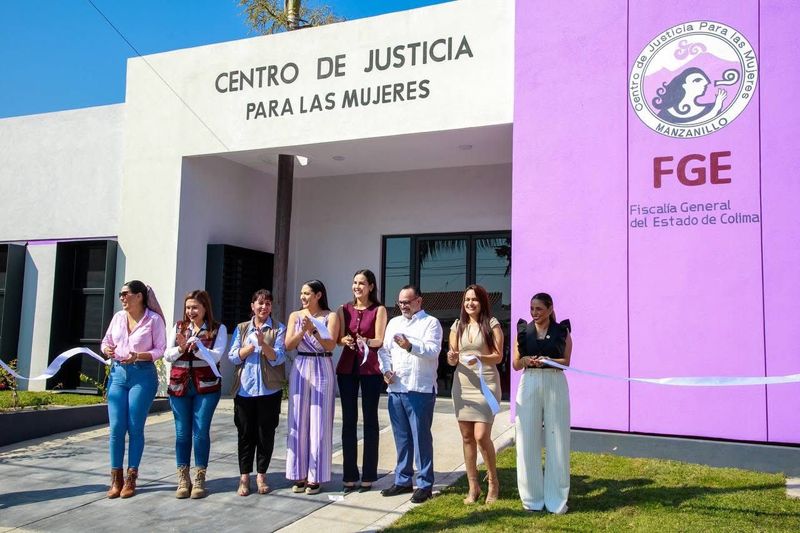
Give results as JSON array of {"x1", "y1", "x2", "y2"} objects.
[
  {"x1": 418, "y1": 237, "x2": 511, "y2": 277},
  {"x1": 238, "y1": 0, "x2": 343, "y2": 34}
]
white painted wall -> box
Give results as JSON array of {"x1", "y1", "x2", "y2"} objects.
[
  {"x1": 288, "y1": 163, "x2": 512, "y2": 319},
  {"x1": 173, "y1": 156, "x2": 277, "y2": 387},
  {"x1": 15, "y1": 244, "x2": 57, "y2": 391},
  {"x1": 0, "y1": 105, "x2": 124, "y2": 388},
  {"x1": 173, "y1": 155, "x2": 276, "y2": 307},
  {"x1": 120, "y1": 0, "x2": 514, "y2": 325},
  {"x1": 0, "y1": 105, "x2": 124, "y2": 241}
]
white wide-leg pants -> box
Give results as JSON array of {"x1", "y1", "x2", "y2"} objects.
[{"x1": 515, "y1": 368, "x2": 570, "y2": 513}]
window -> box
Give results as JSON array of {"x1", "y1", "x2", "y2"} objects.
[
  {"x1": 206, "y1": 244, "x2": 274, "y2": 330},
  {"x1": 48, "y1": 241, "x2": 117, "y2": 390},
  {"x1": 381, "y1": 232, "x2": 511, "y2": 398},
  {"x1": 0, "y1": 244, "x2": 26, "y2": 365}
]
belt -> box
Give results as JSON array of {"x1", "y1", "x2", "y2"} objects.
[
  {"x1": 526, "y1": 367, "x2": 563, "y2": 372},
  {"x1": 112, "y1": 360, "x2": 155, "y2": 368},
  {"x1": 171, "y1": 359, "x2": 211, "y2": 368},
  {"x1": 297, "y1": 351, "x2": 333, "y2": 357}
]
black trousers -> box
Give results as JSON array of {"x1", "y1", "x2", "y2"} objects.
[
  {"x1": 233, "y1": 391, "x2": 282, "y2": 474},
  {"x1": 337, "y1": 373, "x2": 383, "y2": 483}
]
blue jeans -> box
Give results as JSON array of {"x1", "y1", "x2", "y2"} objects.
[
  {"x1": 107, "y1": 361, "x2": 158, "y2": 469},
  {"x1": 388, "y1": 391, "x2": 436, "y2": 490},
  {"x1": 169, "y1": 379, "x2": 221, "y2": 468}
]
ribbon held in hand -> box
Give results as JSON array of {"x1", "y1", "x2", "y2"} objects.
[
  {"x1": 0, "y1": 347, "x2": 110, "y2": 381},
  {"x1": 539, "y1": 359, "x2": 800, "y2": 387}
]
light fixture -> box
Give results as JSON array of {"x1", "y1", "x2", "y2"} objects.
[
  {"x1": 295, "y1": 155, "x2": 309, "y2": 166},
  {"x1": 332, "y1": 155, "x2": 345, "y2": 161},
  {"x1": 458, "y1": 144, "x2": 473, "y2": 151}
]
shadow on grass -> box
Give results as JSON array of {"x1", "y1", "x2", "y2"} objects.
[
  {"x1": 569, "y1": 474, "x2": 787, "y2": 514},
  {"x1": 388, "y1": 465, "x2": 796, "y2": 532}
]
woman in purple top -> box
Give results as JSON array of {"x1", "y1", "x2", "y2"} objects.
[
  {"x1": 285, "y1": 280, "x2": 339, "y2": 495},
  {"x1": 100, "y1": 280, "x2": 166, "y2": 499},
  {"x1": 336, "y1": 269, "x2": 387, "y2": 493}
]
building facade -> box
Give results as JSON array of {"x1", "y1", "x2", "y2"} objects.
[{"x1": 1, "y1": 0, "x2": 797, "y2": 444}]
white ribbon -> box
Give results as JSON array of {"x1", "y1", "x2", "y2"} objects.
[
  {"x1": 308, "y1": 315, "x2": 333, "y2": 340},
  {"x1": 186, "y1": 337, "x2": 223, "y2": 379},
  {"x1": 462, "y1": 354, "x2": 501, "y2": 415},
  {"x1": 0, "y1": 347, "x2": 110, "y2": 381},
  {"x1": 540, "y1": 359, "x2": 800, "y2": 386},
  {"x1": 358, "y1": 338, "x2": 370, "y2": 366}
]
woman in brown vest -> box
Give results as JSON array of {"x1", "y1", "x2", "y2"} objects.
[
  {"x1": 227, "y1": 289, "x2": 286, "y2": 496},
  {"x1": 164, "y1": 290, "x2": 227, "y2": 499}
]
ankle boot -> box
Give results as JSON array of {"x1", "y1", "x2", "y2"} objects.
[
  {"x1": 120, "y1": 468, "x2": 138, "y2": 498},
  {"x1": 107, "y1": 468, "x2": 124, "y2": 499},
  {"x1": 176, "y1": 465, "x2": 192, "y2": 499},
  {"x1": 190, "y1": 468, "x2": 207, "y2": 499}
]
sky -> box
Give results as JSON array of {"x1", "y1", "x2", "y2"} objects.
[{"x1": 0, "y1": 0, "x2": 451, "y2": 119}]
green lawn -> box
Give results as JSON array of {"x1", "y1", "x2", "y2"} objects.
[
  {"x1": 388, "y1": 447, "x2": 800, "y2": 532},
  {"x1": 0, "y1": 391, "x2": 105, "y2": 410}
]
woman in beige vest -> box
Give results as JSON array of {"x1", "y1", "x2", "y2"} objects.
[
  {"x1": 447, "y1": 284, "x2": 504, "y2": 504},
  {"x1": 227, "y1": 289, "x2": 286, "y2": 496}
]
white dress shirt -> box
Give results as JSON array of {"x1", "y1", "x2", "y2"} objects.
[
  {"x1": 379, "y1": 310, "x2": 443, "y2": 394},
  {"x1": 164, "y1": 322, "x2": 228, "y2": 363}
]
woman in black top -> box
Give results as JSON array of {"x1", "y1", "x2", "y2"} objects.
[{"x1": 513, "y1": 292, "x2": 572, "y2": 514}]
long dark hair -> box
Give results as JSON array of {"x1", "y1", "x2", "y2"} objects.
[
  {"x1": 303, "y1": 279, "x2": 330, "y2": 311},
  {"x1": 455, "y1": 284, "x2": 496, "y2": 352},
  {"x1": 352, "y1": 269, "x2": 382, "y2": 306},
  {"x1": 182, "y1": 290, "x2": 219, "y2": 332},
  {"x1": 531, "y1": 292, "x2": 556, "y2": 323},
  {"x1": 123, "y1": 280, "x2": 149, "y2": 308}
]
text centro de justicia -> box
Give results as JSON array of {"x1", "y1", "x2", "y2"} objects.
[{"x1": 629, "y1": 200, "x2": 731, "y2": 215}]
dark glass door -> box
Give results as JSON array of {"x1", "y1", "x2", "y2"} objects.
[{"x1": 381, "y1": 232, "x2": 511, "y2": 398}]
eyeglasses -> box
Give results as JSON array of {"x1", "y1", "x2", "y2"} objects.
[
  {"x1": 396, "y1": 298, "x2": 418, "y2": 307},
  {"x1": 118, "y1": 291, "x2": 131, "y2": 298}
]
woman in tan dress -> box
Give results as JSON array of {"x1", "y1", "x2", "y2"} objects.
[{"x1": 447, "y1": 284, "x2": 504, "y2": 504}]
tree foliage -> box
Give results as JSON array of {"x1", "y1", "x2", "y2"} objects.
[{"x1": 238, "y1": 0, "x2": 343, "y2": 34}]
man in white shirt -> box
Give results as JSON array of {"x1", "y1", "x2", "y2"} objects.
[{"x1": 379, "y1": 285, "x2": 443, "y2": 504}]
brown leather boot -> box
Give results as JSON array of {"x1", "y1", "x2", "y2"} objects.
[
  {"x1": 176, "y1": 465, "x2": 192, "y2": 499},
  {"x1": 190, "y1": 468, "x2": 207, "y2": 499},
  {"x1": 120, "y1": 468, "x2": 138, "y2": 498},
  {"x1": 107, "y1": 468, "x2": 124, "y2": 499}
]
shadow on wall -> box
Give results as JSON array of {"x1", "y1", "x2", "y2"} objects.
[{"x1": 15, "y1": 247, "x2": 38, "y2": 390}]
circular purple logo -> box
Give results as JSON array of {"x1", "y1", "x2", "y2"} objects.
[{"x1": 630, "y1": 21, "x2": 758, "y2": 138}]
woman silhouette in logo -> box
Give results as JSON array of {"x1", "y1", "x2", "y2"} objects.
[{"x1": 652, "y1": 67, "x2": 727, "y2": 125}]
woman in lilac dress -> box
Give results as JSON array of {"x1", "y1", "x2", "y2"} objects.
[{"x1": 285, "y1": 280, "x2": 339, "y2": 495}]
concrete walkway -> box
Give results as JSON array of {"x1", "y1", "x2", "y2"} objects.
[{"x1": 0, "y1": 397, "x2": 515, "y2": 532}]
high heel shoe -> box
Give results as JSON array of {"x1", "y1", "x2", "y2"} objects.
[
  {"x1": 463, "y1": 477, "x2": 481, "y2": 504},
  {"x1": 485, "y1": 473, "x2": 499, "y2": 505},
  {"x1": 256, "y1": 473, "x2": 270, "y2": 494},
  {"x1": 237, "y1": 474, "x2": 251, "y2": 497}
]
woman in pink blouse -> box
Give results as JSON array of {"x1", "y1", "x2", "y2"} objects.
[{"x1": 101, "y1": 280, "x2": 166, "y2": 499}]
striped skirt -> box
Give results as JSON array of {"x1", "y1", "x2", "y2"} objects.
[{"x1": 286, "y1": 355, "x2": 335, "y2": 483}]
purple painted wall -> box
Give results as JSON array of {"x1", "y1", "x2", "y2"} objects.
[{"x1": 512, "y1": 0, "x2": 800, "y2": 443}]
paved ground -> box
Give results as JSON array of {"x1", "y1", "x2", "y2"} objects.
[{"x1": 0, "y1": 397, "x2": 515, "y2": 533}]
